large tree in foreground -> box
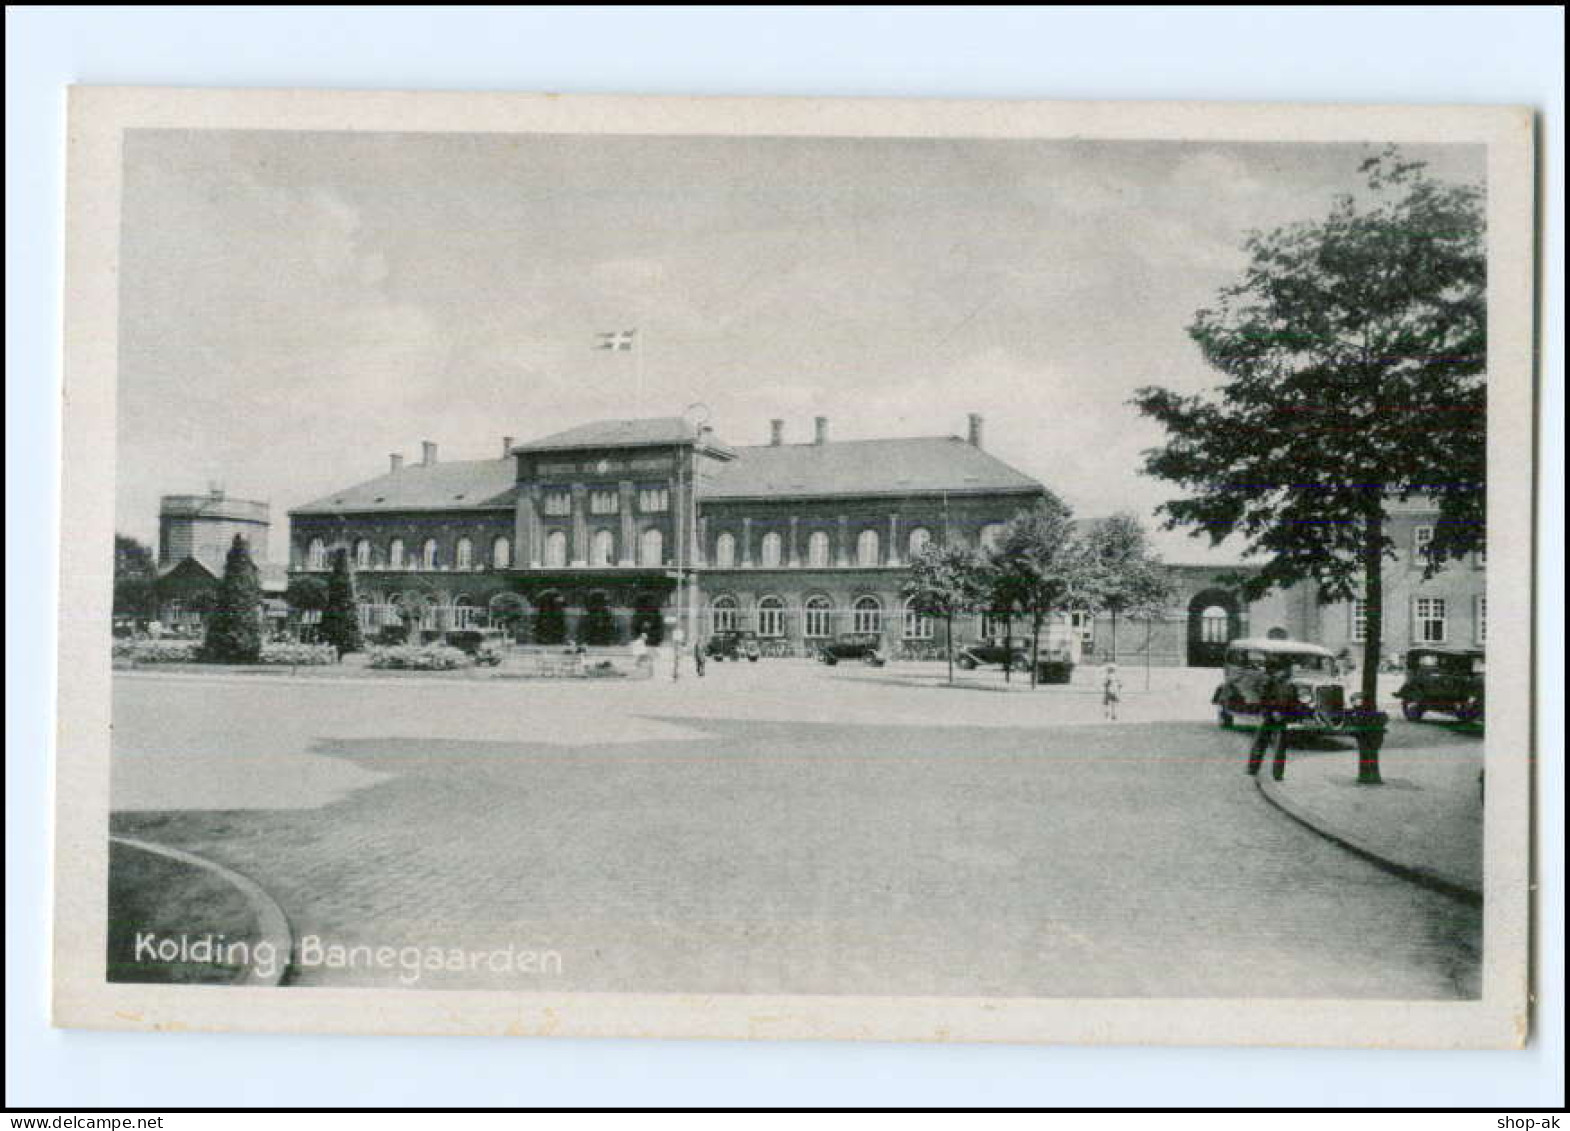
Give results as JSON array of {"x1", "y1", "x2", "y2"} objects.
[
  {"x1": 1133, "y1": 148, "x2": 1486, "y2": 784},
  {"x1": 113, "y1": 533, "x2": 159, "y2": 628},
  {"x1": 201, "y1": 534, "x2": 264, "y2": 663},
  {"x1": 902, "y1": 543, "x2": 987, "y2": 684}
]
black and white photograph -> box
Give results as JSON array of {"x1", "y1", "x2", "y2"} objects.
[{"x1": 48, "y1": 87, "x2": 1535, "y2": 1049}]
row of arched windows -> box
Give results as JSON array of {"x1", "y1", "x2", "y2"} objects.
[
  {"x1": 306, "y1": 535, "x2": 513, "y2": 572},
  {"x1": 305, "y1": 521, "x2": 1008, "y2": 573},
  {"x1": 708, "y1": 594, "x2": 934, "y2": 638},
  {"x1": 539, "y1": 528, "x2": 664, "y2": 568},
  {"x1": 707, "y1": 523, "x2": 1002, "y2": 568}
]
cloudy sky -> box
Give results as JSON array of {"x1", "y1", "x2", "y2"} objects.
[{"x1": 116, "y1": 129, "x2": 1482, "y2": 564}]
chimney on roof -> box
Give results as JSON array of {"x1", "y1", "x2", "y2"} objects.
[
  {"x1": 967, "y1": 413, "x2": 985, "y2": 449},
  {"x1": 390, "y1": 452, "x2": 404, "y2": 473},
  {"x1": 421, "y1": 440, "x2": 438, "y2": 466},
  {"x1": 502, "y1": 436, "x2": 514, "y2": 459},
  {"x1": 813, "y1": 416, "x2": 829, "y2": 445},
  {"x1": 769, "y1": 419, "x2": 785, "y2": 446}
]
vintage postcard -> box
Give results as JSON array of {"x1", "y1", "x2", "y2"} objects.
[{"x1": 53, "y1": 87, "x2": 1536, "y2": 1046}]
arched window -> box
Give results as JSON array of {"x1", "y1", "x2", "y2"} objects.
[
  {"x1": 455, "y1": 537, "x2": 473, "y2": 570},
  {"x1": 640, "y1": 527, "x2": 664, "y2": 567},
  {"x1": 853, "y1": 596, "x2": 883, "y2": 634},
  {"x1": 807, "y1": 530, "x2": 830, "y2": 568},
  {"x1": 856, "y1": 529, "x2": 880, "y2": 567},
  {"x1": 544, "y1": 530, "x2": 567, "y2": 568},
  {"x1": 757, "y1": 595, "x2": 786, "y2": 637},
  {"x1": 591, "y1": 528, "x2": 615, "y2": 567},
  {"x1": 388, "y1": 538, "x2": 406, "y2": 569},
  {"x1": 979, "y1": 523, "x2": 1005, "y2": 552},
  {"x1": 903, "y1": 596, "x2": 933, "y2": 639},
  {"x1": 907, "y1": 526, "x2": 932, "y2": 558},
  {"x1": 715, "y1": 531, "x2": 736, "y2": 568},
  {"x1": 306, "y1": 538, "x2": 327, "y2": 570},
  {"x1": 492, "y1": 536, "x2": 512, "y2": 569},
  {"x1": 421, "y1": 538, "x2": 440, "y2": 570},
  {"x1": 1200, "y1": 605, "x2": 1229, "y2": 644},
  {"x1": 453, "y1": 593, "x2": 481, "y2": 629},
  {"x1": 354, "y1": 538, "x2": 371, "y2": 569},
  {"x1": 804, "y1": 595, "x2": 833, "y2": 638},
  {"x1": 760, "y1": 531, "x2": 782, "y2": 568},
  {"x1": 711, "y1": 595, "x2": 738, "y2": 633}
]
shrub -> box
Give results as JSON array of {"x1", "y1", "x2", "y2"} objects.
[
  {"x1": 201, "y1": 535, "x2": 265, "y2": 663},
  {"x1": 366, "y1": 644, "x2": 469, "y2": 671},
  {"x1": 113, "y1": 639, "x2": 202, "y2": 664},
  {"x1": 258, "y1": 641, "x2": 338, "y2": 666}
]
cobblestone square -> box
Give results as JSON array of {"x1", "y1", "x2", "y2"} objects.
[{"x1": 109, "y1": 661, "x2": 1482, "y2": 999}]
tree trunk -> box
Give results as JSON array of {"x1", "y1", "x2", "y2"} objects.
[
  {"x1": 946, "y1": 610, "x2": 954, "y2": 684},
  {"x1": 1003, "y1": 613, "x2": 1012, "y2": 683},
  {"x1": 1110, "y1": 609, "x2": 1119, "y2": 664},
  {"x1": 1358, "y1": 500, "x2": 1385, "y2": 785},
  {"x1": 1029, "y1": 611, "x2": 1041, "y2": 688}
]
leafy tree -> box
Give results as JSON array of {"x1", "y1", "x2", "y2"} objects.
[
  {"x1": 901, "y1": 543, "x2": 987, "y2": 683},
  {"x1": 988, "y1": 497, "x2": 1101, "y2": 687},
  {"x1": 318, "y1": 549, "x2": 365, "y2": 659},
  {"x1": 113, "y1": 534, "x2": 160, "y2": 627},
  {"x1": 1132, "y1": 148, "x2": 1485, "y2": 783},
  {"x1": 201, "y1": 534, "x2": 263, "y2": 663},
  {"x1": 1081, "y1": 513, "x2": 1176, "y2": 663},
  {"x1": 284, "y1": 575, "x2": 329, "y2": 616}
]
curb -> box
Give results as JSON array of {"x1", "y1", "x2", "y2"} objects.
[
  {"x1": 1253, "y1": 775, "x2": 1482, "y2": 908},
  {"x1": 110, "y1": 835, "x2": 294, "y2": 986}
]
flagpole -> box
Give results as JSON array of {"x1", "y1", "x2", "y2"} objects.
[{"x1": 636, "y1": 326, "x2": 645, "y2": 410}]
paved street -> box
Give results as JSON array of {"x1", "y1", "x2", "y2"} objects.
[{"x1": 110, "y1": 661, "x2": 1482, "y2": 999}]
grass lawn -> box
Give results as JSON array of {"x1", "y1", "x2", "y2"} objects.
[{"x1": 107, "y1": 839, "x2": 261, "y2": 985}]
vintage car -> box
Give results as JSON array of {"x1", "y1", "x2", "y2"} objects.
[
  {"x1": 956, "y1": 636, "x2": 1035, "y2": 673},
  {"x1": 704, "y1": 630, "x2": 761, "y2": 662},
  {"x1": 1394, "y1": 647, "x2": 1485, "y2": 723},
  {"x1": 816, "y1": 632, "x2": 887, "y2": 666},
  {"x1": 1213, "y1": 637, "x2": 1353, "y2": 732}
]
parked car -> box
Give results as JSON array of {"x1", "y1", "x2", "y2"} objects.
[
  {"x1": 1213, "y1": 637, "x2": 1353, "y2": 732},
  {"x1": 817, "y1": 632, "x2": 886, "y2": 666},
  {"x1": 704, "y1": 630, "x2": 761, "y2": 662},
  {"x1": 442, "y1": 628, "x2": 506, "y2": 656},
  {"x1": 1394, "y1": 647, "x2": 1485, "y2": 723},
  {"x1": 956, "y1": 636, "x2": 1034, "y2": 673}
]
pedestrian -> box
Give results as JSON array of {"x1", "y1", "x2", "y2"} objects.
[
  {"x1": 693, "y1": 640, "x2": 706, "y2": 678},
  {"x1": 1101, "y1": 663, "x2": 1122, "y2": 720},
  {"x1": 1246, "y1": 655, "x2": 1293, "y2": 781},
  {"x1": 629, "y1": 631, "x2": 649, "y2": 667}
]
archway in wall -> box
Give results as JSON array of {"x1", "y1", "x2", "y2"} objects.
[
  {"x1": 582, "y1": 591, "x2": 616, "y2": 646},
  {"x1": 631, "y1": 592, "x2": 664, "y2": 645},
  {"x1": 534, "y1": 591, "x2": 567, "y2": 645},
  {"x1": 1186, "y1": 589, "x2": 1241, "y2": 667}
]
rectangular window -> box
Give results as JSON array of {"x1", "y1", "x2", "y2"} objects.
[
  {"x1": 637, "y1": 486, "x2": 669, "y2": 513},
  {"x1": 1069, "y1": 610, "x2": 1094, "y2": 646},
  {"x1": 541, "y1": 490, "x2": 571, "y2": 517},
  {"x1": 1415, "y1": 597, "x2": 1447, "y2": 644},
  {"x1": 589, "y1": 489, "x2": 619, "y2": 515},
  {"x1": 1412, "y1": 524, "x2": 1434, "y2": 561},
  {"x1": 1475, "y1": 595, "x2": 1487, "y2": 644},
  {"x1": 1350, "y1": 598, "x2": 1369, "y2": 643}
]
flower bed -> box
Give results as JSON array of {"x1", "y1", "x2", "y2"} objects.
[
  {"x1": 366, "y1": 644, "x2": 470, "y2": 671},
  {"x1": 113, "y1": 639, "x2": 202, "y2": 664},
  {"x1": 258, "y1": 641, "x2": 338, "y2": 666}
]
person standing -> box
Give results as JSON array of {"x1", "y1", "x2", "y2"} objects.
[
  {"x1": 1246, "y1": 655, "x2": 1293, "y2": 780},
  {"x1": 1101, "y1": 663, "x2": 1122, "y2": 720},
  {"x1": 693, "y1": 640, "x2": 706, "y2": 677}
]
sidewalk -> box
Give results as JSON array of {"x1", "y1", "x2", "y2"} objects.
[{"x1": 1258, "y1": 733, "x2": 1483, "y2": 903}]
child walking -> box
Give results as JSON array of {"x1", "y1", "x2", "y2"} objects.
[{"x1": 1102, "y1": 663, "x2": 1123, "y2": 721}]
